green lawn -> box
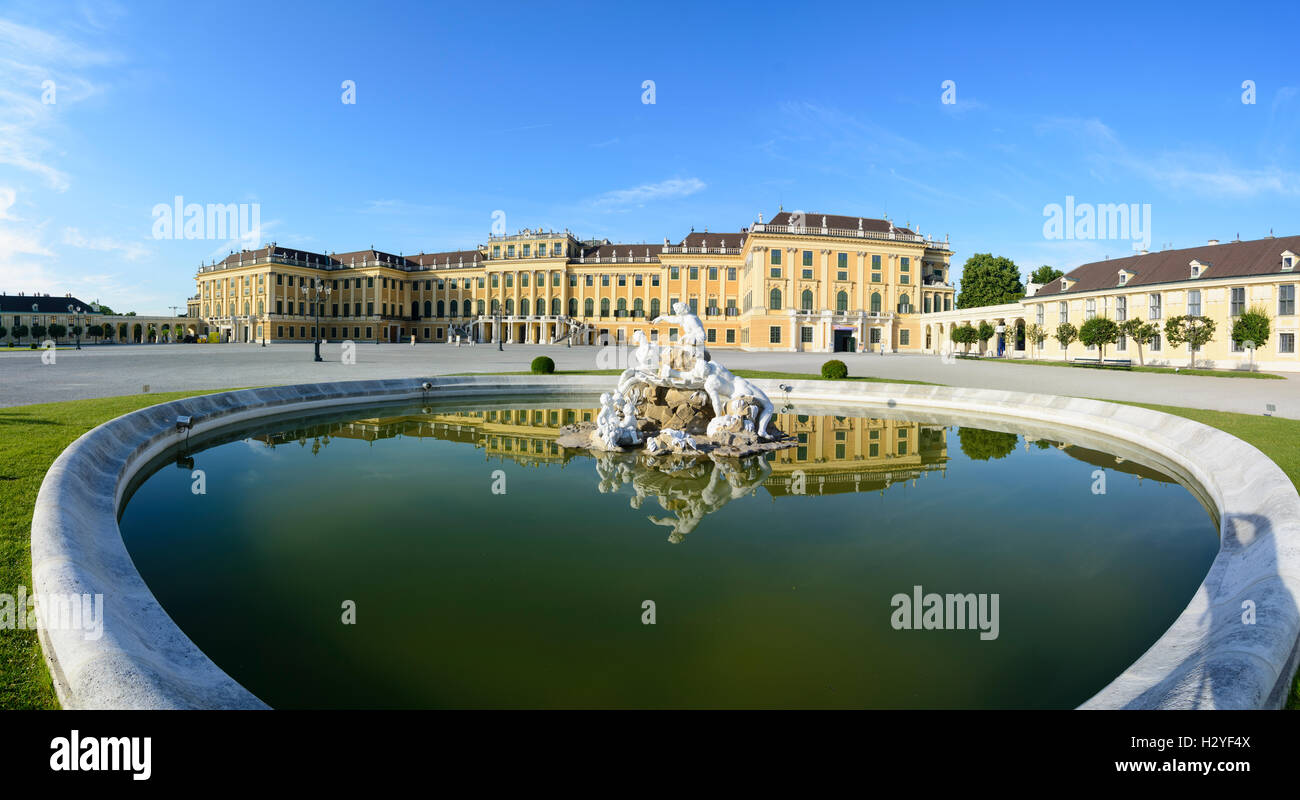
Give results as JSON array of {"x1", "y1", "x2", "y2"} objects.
[
  {"x1": 0, "y1": 389, "x2": 230, "y2": 710},
  {"x1": 1, "y1": 383, "x2": 1297, "y2": 709},
  {"x1": 984, "y1": 357, "x2": 1285, "y2": 379}
]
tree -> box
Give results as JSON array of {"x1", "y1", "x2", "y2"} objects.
[
  {"x1": 1030, "y1": 265, "x2": 1064, "y2": 285},
  {"x1": 977, "y1": 320, "x2": 994, "y2": 354},
  {"x1": 31, "y1": 323, "x2": 47, "y2": 342},
  {"x1": 1119, "y1": 318, "x2": 1158, "y2": 366},
  {"x1": 958, "y1": 428, "x2": 1019, "y2": 461},
  {"x1": 12, "y1": 324, "x2": 28, "y2": 344},
  {"x1": 0, "y1": 325, "x2": 6, "y2": 344},
  {"x1": 1231, "y1": 306, "x2": 1270, "y2": 370},
  {"x1": 48, "y1": 323, "x2": 67, "y2": 343},
  {"x1": 1025, "y1": 323, "x2": 1048, "y2": 358},
  {"x1": 1164, "y1": 315, "x2": 1216, "y2": 369},
  {"x1": 956, "y1": 253, "x2": 1025, "y2": 309},
  {"x1": 1078, "y1": 317, "x2": 1120, "y2": 360},
  {"x1": 951, "y1": 323, "x2": 978, "y2": 353},
  {"x1": 1055, "y1": 322, "x2": 1078, "y2": 360},
  {"x1": 88, "y1": 323, "x2": 103, "y2": 342}
]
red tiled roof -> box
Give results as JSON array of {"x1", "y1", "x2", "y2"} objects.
[{"x1": 1035, "y1": 236, "x2": 1300, "y2": 297}]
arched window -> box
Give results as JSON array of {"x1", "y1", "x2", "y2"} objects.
[
  {"x1": 836, "y1": 291, "x2": 847, "y2": 312},
  {"x1": 568, "y1": 297, "x2": 577, "y2": 317},
  {"x1": 505, "y1": 298, "x2": 514, "y2": 315},
  {"x1": 243, "y1": 302, "x2": 250, "y2": 315},
  {"x1": 924, "y1": 296, "x2": 932, "y2": 314},
  {"x1": 650, "y1": 298, "x2": 660, "y2": 318},
  {"x1": 520, "y1": 298, "x2": 530, "y2": 316},
  {"x1": 477, "y1": 300, "x2": 485, "y2": 316},
  {"x1": 436, "y1": 300, "x2": 444, "y2": 317},
  {"x1": 551, "y1": 297, "x2": 560, "y2": 316},
  {"x1": 491, "y1": 299, "x2": 500, "y2": 314},
  {"x1": 617, "y1": 298, "x2": 627, "y2": 316},
  {"x1": 770, "y1": 288, "x2": 782, "y2": 310},
  {"x1": 600, "y1": 298, "x2": 610, "y2": 317},
  {"x1": 584, "y1": 298, "x2": 594, "y2": 317},
  {"x1": 424, "y1": 300, "x2": 432, "y2": 318},
  {"x1": 898, "y1": 293, "x2": 911, "y2": 313},
  {"x1": 450, "y1": 299, "x2": 459, "y2": 317},
  {"x1": 871, "y1": 292, "x2": 882, "y2": 313},
  {"x1": 633, "y1": 298, "x2": 644, "y2": 317},
  {"x1": 257, "y1": 301, "x2": 264, "y2": 315},
  {"x1": 800, "y1": 289, "x2": 813, "y2": 311}
]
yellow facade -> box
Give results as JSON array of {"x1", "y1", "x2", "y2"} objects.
[
  {"x1": 193, "y1": 212, "x2": 955, "y2": 352},
  {"x1": 919, "y1": 237, "x2": 1300, "y2": 371}
]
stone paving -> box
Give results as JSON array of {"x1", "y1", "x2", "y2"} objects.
[{"x1": 1, "y1": 341, "x2": 1297, "y2": 418}]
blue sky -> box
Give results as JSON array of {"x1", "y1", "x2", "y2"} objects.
[{"x1": 2, "y1": 0, "x2": 1299, "y2": 314}]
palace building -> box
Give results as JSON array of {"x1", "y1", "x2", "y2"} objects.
[
  {"x1": 921, "y1": 235, "x2": 1300, "y2": 371},
  {"x1": 191, "y1": 210, "x2": 956, "y2": 352}
]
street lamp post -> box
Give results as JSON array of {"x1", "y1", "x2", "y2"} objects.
[
  {"x1": 300, "y1": 278, "x2": 332, "y2": 362},
  {"x1": 67, "y1": 304, "x2": 85, "y2": 350},
  {"x1": 496, "y1": 306, "x2": 504, "y2": 351}
]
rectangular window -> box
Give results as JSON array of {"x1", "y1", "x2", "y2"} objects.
[
  {"x1": 725, "y1": 329, "x2": 735, "y2": 343},
  {"x1": 507, "y1": 245, "x2": 515, "y2": 257},
  {"x1": 1059, "y1": 301, "x2": 1069, "y2": 323},
  {"x1": 367, "y1": 302, "x2": 374, "y2": 316},
  {"x1": 837, "y1": 271, "x2": 848, "y2": 281},
  {"x1": 801, "y1": 326, "x2": 813, "y2": 343},
  {"x1": 1280, "y1": 285, "x2": 1296, "y2": 316},
  {"x1": 771, "y1": 267, "x2": 781, "y2": 278},
  {"x1": 1281, "y1": 333, "x2": 1295, "y2": 353},
  {"x1": 493, "y1": 245, "x2": 500, "y2": 258},
  {"x1": 769, "y1": 326, "x2": 782, "y2": 344},
  {"x1": 727, "y1": 268, "x2": 736, "y2": 281},
  {"x1": 900, "y1": 257, "x2": 910, "y2": 272},
  {"x1": 708, "y1": 267, "x2": 717, "y2": 281},
  {"x1": 1036, "y1": 304, "x2": 1044, "y2": 325},
  {"x1": 900, "y1": 330, "x2": 910, "y2": 346},
  {"x1": 1187, "y1": 289, "x2": 1201, "y2": 317},
  {"x1": 802, "y1": 250, "x2": 813, "y2": 267},
  {"x1": 1116, "y1": 296, "x2": 1127, "y2": 322},
  {"x1": 837, "y1": 252, "x2": 848, "y2": 269},
  {"x1": 771, "y1": 250, "x2": 782, "y2": 266},
  {"x1": 1230, "y1": 287, "x2": 1245, "y2": 316},
  {"x1": 1150, "y1": 334, "x2": 1161, "y2": 351},
  {"x1": 689, "y1": 267, "x2": 698, "y2": 281},
  {"x1": 1148, "y1": 294, "x2": 1161, "y2": 319},
  {"x1": 651, "y1": 275, "x2": 660, "y2": 287},
  {"x1": 1085, "y1": 298, "x2": 1097, "y2": 320},
  {"x1": 634, "y1": 274, "x2": 643, "y2": 287},
  {"x1": 707, "y1": 328, "x2": 717, "y2": 343},
  {"x1": 802, "y1": 268, "x2": 813, "y2": 279}
]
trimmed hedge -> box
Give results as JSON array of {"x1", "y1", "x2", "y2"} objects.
[
  {"x1": 530, "y1": 356, "x2": 556, "y2": 374},
  {"x1": 821, "y1": 359, "x2": 849, "y2": 380}
]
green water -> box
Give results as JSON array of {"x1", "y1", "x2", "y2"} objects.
[{"x1": 118, "y1": 399, "x2": 1218, "y2": 708}]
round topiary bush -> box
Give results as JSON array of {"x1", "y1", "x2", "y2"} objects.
[
  {"x1": 821, "y1": 359, "x2": 849, "y2": 380},
  {"x1": 530, "y1": 356, "x2": 556, "y2": 375}
]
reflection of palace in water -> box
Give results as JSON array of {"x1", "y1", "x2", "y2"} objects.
[
  {"x1": 252, "y1": 406, "x2": 951, "y2": 541},
  {"x1": 254, "y1": 407, "x2": 950, "y2": 491}
]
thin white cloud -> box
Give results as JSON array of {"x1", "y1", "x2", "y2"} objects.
[
  {"x1": 61, "y1": 226, "x2": 150, "y2": 261},
  {"x1": 0, "y1": 16, "x2": 116, "y2": 191},
  {"x1": 591, "y1": 177, "x2": 706, "y2": 209}
]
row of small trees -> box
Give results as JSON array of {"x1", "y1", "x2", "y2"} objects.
[
  {"x1": 951, "y1": 307, "x2": 1271, "y2": 368},
  {"x1": 0, "y1": 323, "x2": 108, "y2": 345}
]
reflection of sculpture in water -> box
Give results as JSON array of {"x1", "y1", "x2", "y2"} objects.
[{"x1": 592, "y1": 452, "x2": 771, "y2": 543}]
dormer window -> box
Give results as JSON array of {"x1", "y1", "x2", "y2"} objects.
[
  {"x1": 1117, "y1": 269, "x2": 1133, "y2": 286},
  {"x1": 1189, "y1": 259, "x2": 1208, "y2": 279},
  {"x1": 1060, "y1": 277, "x2": 1076, "y2": 291},
  {"x1": 1282, "y1": 251, "x2": 1296, "y2": 271}
]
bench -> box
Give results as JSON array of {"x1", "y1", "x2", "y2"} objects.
[{"x1": 1070, "y1": 357, "x2": 1132, "y2": 370}]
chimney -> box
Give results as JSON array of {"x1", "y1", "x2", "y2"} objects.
[{"x1": 1207, "y1": 239, "x2": 1219, "y2": 246}]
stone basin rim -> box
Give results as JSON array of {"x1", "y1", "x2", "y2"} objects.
[{"x1": 30, "y1": 375, "x2": 1300, "y2": 709}]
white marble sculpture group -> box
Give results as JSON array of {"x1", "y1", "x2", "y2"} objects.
[{"x1": 597, "y1": 302, "x2": 775, "y2": 451}]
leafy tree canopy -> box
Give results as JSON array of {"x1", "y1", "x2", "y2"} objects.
[
  {"x1": 958, "y1": 428, "x2": 1018, "y2": 461},
  {"x1": 956, "y1": 253, "x2": 1025, "y2": 309},
  {"x1": 1030, "y1": 265, "x2": 1064, "y2": 285}
]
